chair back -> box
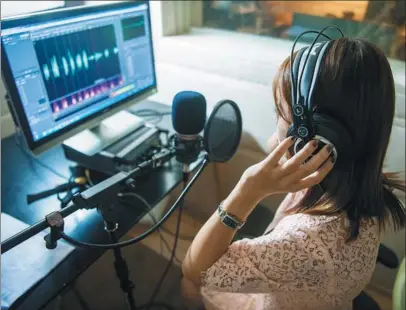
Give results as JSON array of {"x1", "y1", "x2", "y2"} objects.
[{"x1": 393, "y1": 257, "x2": 405, "y2": 310}]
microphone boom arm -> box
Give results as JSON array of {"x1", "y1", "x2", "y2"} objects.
[
  {"x1": 59, "y1": 155, "x2": 209, "y2": 249},
  {"x1": 1, "y1": 150, "x2": 207, "y2": 254},
  {"x1": 1, "y1": 149, "x2": 176, "y2": 254},
  {"x1": 1, "y1": 203, "x2": 79, "y2": 254}
]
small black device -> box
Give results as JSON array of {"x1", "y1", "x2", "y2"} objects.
[
  {"x1": 287, "y1": 25, "x2": 353, "y2": 165},
  {"x1": 62, "y1": 118, "x2": 163, "y2": 175}
]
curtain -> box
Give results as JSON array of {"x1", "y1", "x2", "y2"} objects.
[{"x1": 160, "y1": 1, "x2": 203, "y2": 36}]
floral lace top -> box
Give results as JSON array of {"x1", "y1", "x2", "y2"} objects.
[{"x1": 200, "y1": 203, "x2": 380, "y2": 310}]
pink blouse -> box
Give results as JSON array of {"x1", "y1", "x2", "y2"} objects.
[{"x1": 200, "y1": 202, "x2": 380, "y2": 310}]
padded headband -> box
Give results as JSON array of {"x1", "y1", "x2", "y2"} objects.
[
  {"x1": 292, "y1": 41, "x2": 332, "y2": 112},
  {"x1": 289, "y1": 26, "x2": 344, "y2": 141}
]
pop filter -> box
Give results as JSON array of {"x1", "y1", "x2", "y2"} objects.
[{"x1": 203, "y1": 100, "x2": 242, "y2": 163}]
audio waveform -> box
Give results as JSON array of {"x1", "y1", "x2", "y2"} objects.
[
  {"x1": 33, "y1": 24, "x2": 121, "y2": 102},
  {"x1": 51, "y1": 75, "x2": 123, "y2": 115},
  {"x1": 42, "y1": 47, "x2": 119, "y2": 81}
]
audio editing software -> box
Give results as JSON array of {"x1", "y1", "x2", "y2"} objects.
[{"x1": 2, "y1": 4, "x2": 155, "y2": 142}]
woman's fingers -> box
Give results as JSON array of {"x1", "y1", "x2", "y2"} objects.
[
  {"x1": 263, "y1": 137, "x2": 295, "y2": 167},
  {"x1": 279, "y1": 139, "x2": 319, "y2": 176},
  {"x1": 290, "y1": 158, "x2": 335, "y2": 191},
  {"x1": 281, "y1": 144, "x2": 334, "y2": 185}
]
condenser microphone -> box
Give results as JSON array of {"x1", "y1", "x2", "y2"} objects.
[{"x1": 171, "y1": 91, "x2": 207, "y2": 169}]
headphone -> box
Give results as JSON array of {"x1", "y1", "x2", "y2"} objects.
[{"x1": 286, "y1": 25, "x2": 353, "y2": 165}]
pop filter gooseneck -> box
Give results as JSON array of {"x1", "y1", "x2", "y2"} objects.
[{"x1": 204, "y1": 99, "x2": 242, "y2": 163}]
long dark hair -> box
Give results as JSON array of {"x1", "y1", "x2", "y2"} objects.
[{"x1": 273, "y1": 37, "x2": 406, "y2": 241}]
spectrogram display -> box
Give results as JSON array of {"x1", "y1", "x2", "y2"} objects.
[
  {"x1": 121, "y1": 15, "x2": 146, "y2": 41},
  {"x1": 33, "y1": 25, "x2": 121, "y2": 102}
]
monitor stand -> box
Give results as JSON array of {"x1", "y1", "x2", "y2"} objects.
[
  {"x1": 62, "y1": 110, "x2": 161, "y2": 175},
  {"x1": 63, "y1": 110, "x2": 145, "y2": 157}
]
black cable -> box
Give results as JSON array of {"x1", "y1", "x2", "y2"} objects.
[
  {"x1": 57, "y1": 190, "x2": 176, "y2": 310},
  {"x1": 112, "y1": 194, "x2": 181, "y2": 310},
  {"x1": 55, "y1": 190, "x2": 178, "y2": 310},
  {"x1": 144, "y1": 171, "x2": 190, "y2": 310},
  {"x1": 58, "y1": 158, "x2": 209, "y2": 249},
  {"x1": 56, "y1": 176, "x2": 75, "y2": 209},
  {"x1": 118, "y1": 194, "x2": 183, "y2": 265},
  {"x1": 14, "y1": 133, "x2": 70, "y2": 181},
  {"x1": 105, "y1": 223, "x2": 137, "y2": 310},
  {"x1": 133, "y1": 109, "x2": 171, "y2": 125},
  {"x1": 6, "y1": 92, "x2": 69, "y2": 181},
  {"x1": 133, "y1": 109, "x2": 171, "y2": 117},
  {"x1": 119, "y1": 193, "x2": 195, "y2": 242}
]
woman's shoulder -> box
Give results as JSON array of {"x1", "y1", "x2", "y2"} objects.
[
  {"x1": 262, "y1": 213, "x2": 333, "y2": 244},
  {"x1": 272, "y1": 212, "x2": 379, "y2": 241},
  {"x1": 273, "y1": 212, "x2": 338, "y2": 230}
]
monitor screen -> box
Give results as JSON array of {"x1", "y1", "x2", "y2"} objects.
[{"x1": 1, "y1": 1, "x2": 157, "y2": 154}]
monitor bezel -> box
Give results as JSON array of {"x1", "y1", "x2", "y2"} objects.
[{"x1": 1, "y1": 0, "x2": 158, "y2": 155}]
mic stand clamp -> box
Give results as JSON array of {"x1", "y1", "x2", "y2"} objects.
[{"x1": 44, "y1": 211, "x2": 65, "y2": 249}]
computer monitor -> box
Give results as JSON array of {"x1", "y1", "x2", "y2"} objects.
[{"x1": 1, "y1": 1, "x2": 157, "y2": 154}]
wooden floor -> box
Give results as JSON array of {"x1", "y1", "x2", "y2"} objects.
[{"x1": 129, "y1": 208, "x2": 394, "y2": 310}]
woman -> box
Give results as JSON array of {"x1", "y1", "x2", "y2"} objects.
[{"x1": 181, "y1": 37, "x2": 406, "y2": 310}]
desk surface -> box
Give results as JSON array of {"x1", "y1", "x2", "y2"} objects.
[{"x1": 1, "y1": 100, "x2": 187, "y2": 310}]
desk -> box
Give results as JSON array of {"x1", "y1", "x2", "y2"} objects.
[{"x1": 1, "y1": 100, "x2": 189, "y2": 310}]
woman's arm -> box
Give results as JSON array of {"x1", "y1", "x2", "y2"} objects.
[
  {"x1": 182, "y1": 181, "x2": 259, "y2": 285},
  {"x1": 182, "y1": 137, "x2": 334, "y2": 285}
]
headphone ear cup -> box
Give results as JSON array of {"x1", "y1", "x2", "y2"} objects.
[
  {"x1": 313, "y1": 114, "x2": 352, "y2": 165},
  {"x1": 286, "y1": 125, "x2": 307, "y2": 156}
]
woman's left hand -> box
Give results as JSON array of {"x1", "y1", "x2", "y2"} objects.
[{"x1": 237, "y1": 136, "x2": 335, "y2": 204}]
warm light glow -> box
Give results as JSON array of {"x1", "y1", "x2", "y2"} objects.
[{"x1": 267, "y1": 1, "x2": 370, "y2": 25}]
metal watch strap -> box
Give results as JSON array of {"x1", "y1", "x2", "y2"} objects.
[{"x1": 217, "y1": 201, "x2": 245, "y2": 230}]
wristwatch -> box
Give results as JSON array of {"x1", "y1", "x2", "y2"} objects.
[{"x1": 217, "y1": 201, "x2": 245, "y2": 230}]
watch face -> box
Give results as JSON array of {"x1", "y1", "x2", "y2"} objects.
[{"x1": 223, "y1": 215, "x2": 237, "y2": 229}]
